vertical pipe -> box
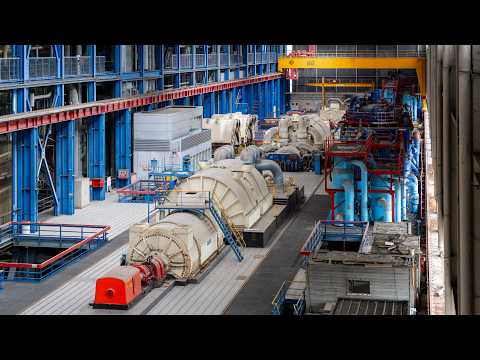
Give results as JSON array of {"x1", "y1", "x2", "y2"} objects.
[
  {"x1": 457, "y1": 45, "x2": 473, "y2": 314},
  {"x1": 435, "y1": 45, "x2": 444, "y2": 216},
  {"x1": 343, "y1": 179, "x2": 354, "y2": 223},
  {"x1": 442, "y1": 45, "x2": 452, "y2": 306},
  {"x1": 395, "y1": 179, "x2": 402, "y2": 223}
]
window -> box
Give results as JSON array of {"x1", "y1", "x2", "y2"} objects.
[{"x1": 347, "y1": 280, "x2": 370, "y2": 296}]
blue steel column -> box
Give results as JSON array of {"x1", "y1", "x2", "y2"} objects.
[
  {"x1": 265, "y1": 81, "x2": 271, "y2": 118},
  {"x1": 231, "y1": 88, "x2": 237, "y2": 113},
  {"x1": 115, "y1": 109, "x2": 132, "y2": 189},
  {"x1": 88, "y1": 114, "x2": 106, "y2": 200},
  {"x1": 280, "y1": 77, "x2": 286, "y2": 114},
  {"x1": 14, "y1": 129, "x2": 38, "y2": 224},
  {"x1": 54, "y1": 76, "x2": 75, "y2": 215},
  {"x1": 248, "y1": 84, "x2": 254, "y2": 114},
  {"x1": 220, "y1": 90, "x2": 227, "y2": 113},
  {"x1": 275, "y1": 79, "x2": 281, "y2": 117},
  {"x1": 55, "y1": 121, "x2": 75, "y2": 215}
]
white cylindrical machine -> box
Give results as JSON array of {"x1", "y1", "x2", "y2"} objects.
[{"x1": 128, "y1": 211, "x2": 223, "y2": 279}]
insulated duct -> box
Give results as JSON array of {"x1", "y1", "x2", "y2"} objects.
[
  {"x1": 239, "y1": 145, "x2": 284, "y2": 187},
  {"x1": 213, "y1": 145, "x2": 234, "y2": 161}
]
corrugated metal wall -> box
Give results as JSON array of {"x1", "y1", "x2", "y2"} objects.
[{"x1": 307, "y1": 263, "x2": 412, "y2": 305}]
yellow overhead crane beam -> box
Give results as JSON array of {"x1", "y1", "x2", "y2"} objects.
[
  {"x1": 305, "y1": 82, "x2": 375, "y2": 88},
  {"x1": 278, "y1": 56, "x2": 426, "y2": 97}
]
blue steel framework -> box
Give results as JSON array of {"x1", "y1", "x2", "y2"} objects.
[{"x1": 0, "y1": 45, "x2": 287, "y2": 226}]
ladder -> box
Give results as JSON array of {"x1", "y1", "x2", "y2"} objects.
[
  {"x1": 212, "y1": 194, "x2": 246, "y2": 247},
  {"x1": 209, "y1": 197, "x2": 244, "y2": 262}
]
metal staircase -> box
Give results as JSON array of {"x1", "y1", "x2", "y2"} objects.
[
  {"x1": 154, "y1": 190, "x2": 245, "y2": 262},
  {"x1": 209, "y1": 197, "x2": 244, "y2": 262}
]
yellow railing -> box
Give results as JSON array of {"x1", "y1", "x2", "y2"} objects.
[{"x1": 212, "y1": 193, "x2": 246, "y2": 247}]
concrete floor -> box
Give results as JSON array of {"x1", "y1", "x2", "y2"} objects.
[
  {"x1": 224, "y1": 193, "x2": 330, "y2": 315},
  {"x1": 2, "y1": 171, "x2": 326, "y2": 315}
]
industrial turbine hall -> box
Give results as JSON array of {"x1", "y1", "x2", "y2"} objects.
[{"x1": 0, "y1": 44, "x2": 478, "y2": 315}]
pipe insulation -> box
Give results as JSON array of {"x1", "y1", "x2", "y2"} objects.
[
  {"x1": 342, "y1": 179, "x2": 354, "y2": 223},
  {"x1": 213, "y1": 145, "x2": 234, "y2": 161},
  {"x1": 239, "y1": 145, "x2": 283, "y2": 187}
]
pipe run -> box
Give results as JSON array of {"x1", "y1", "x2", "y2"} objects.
[
  {"x1": 240, "y1": 145, "x2": 284, "y2": 187},
  {"x1": 350, "y1": 160, "x2": 368, "y2": 223}
]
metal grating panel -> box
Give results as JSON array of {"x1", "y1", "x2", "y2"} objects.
[
  {"x1": 180, "y1": 129, "x2": 211, "y2": 151},
  {"x1": 134, "y1": 139, "x2": 171, "y2": 152},
  {"x1": 333, "y1": 298, "x2": 409, "y2": 315}
]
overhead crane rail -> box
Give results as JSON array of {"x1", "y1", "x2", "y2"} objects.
[
  {"x1": 305, "y1": 82, "x2": 375, "y2": 88},
  {"x1": 278, "y1": 56, "x2": 426, "y2": 97},
  {"x1": 0, "y1": 73, "x2": 282, "y2": 135}
]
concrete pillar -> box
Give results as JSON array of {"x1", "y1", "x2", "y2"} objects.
[{"x1": 457, "y1": 45, "x2": 473, "y2": 314}]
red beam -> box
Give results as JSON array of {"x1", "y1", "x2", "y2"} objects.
[{"x1": 0, "y1": 73, "x2": 283, "y2": 135}]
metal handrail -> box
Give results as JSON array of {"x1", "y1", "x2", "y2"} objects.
[
  {"x1": 164, "y1": 55, "x2": 179, "y2": 70},
  {"x1": 95, "y1": 56, "x2": 108, "y2": 73},
  {"x1": 64, "y1": 56, "x2": 92, "y2": 77},
  {"x1": 0, "y1": 222, "x2": 110, "y2": 281},
  {"x1": 207, "y1": 53, "x2": 218, "y2": 67},
  {"x1": 272, "y1": 280, "x2": 306, "y2": 315},
  {"x1": 195, "y1": 53, "x2": 206, "y2": 67},
  {"x1": 29, "y1": 57, "x2": 56, "y2": 79},
  {"x1": 283, "y1": 50, "x2": 426, "y2": 58},
  {"x1": 0, "y1": 58, "x2": 20, "y2": 81},
  {"x1": 220, "y1": 53, "x2": 228, "y2": 67},
  {"x1": 180, "y1": 54, "x2": 193, "y2": 69},
  {"x1": 212, "y1": 193, "x2": 245, "y2": 247}
]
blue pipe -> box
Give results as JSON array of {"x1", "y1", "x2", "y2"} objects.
[
  {"x1": 343, "y1": 179, "x2": 355, "y2": 223},
  {"x1": 395, "y1": 179, "x2": 402, "y2": 223},
  {"x1": 401, "y1": 178, "x2": 408, "y2": 220},
  {"x1": 407, "y1": 174, "x2": 419, "y2": 214},
  {"x1": 350, "y1": 160, "x2": 368, "y2": 222},
  {"x1": 370, "y1": 176, "x2": 393, "y2": 222}
]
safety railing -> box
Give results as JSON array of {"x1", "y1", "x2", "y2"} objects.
[
  {"x1": 207, "y1": 53, "x2": 218, "y2": 67},
  {"x1": 290, "y1": 50, "x2": 426, "y2": 58},
  {"x1": 212, "y1": 193, "x2": 245, "y2": 247},
  {"x1": 247, "y1": 53, "x2": 254, "y2": 64},
  {"x1": 117, "y1": 180, "x2": 169, "y2": 203},
  {"x1": 229, "y1": 53, "x2": 240, "y2": 66},
  {"x1": 29, "y1": 57, "x2": 57, "y2": 79},
  {"x1": 0, "y1": 222, "x2": 110, "y2": 282},
  {"x1": 64, "y1": 56, "x2": 92, "y2": 77},
  {"x1": 300, "y1": 220, "x2": 369, "y2": 257},
  {"x1": 0, "y1": 58, "x2": 20, "y2": 81},
  {"x1": 155, "y1": 189, "x2": 212, "y2": 211},
  {"x1": 345, "y1": 110, "x2": 396, "y2": 125},
  {"x1": 180, "y1": 54, "x2": 193, "y2": 69},
  {"x1": 95, "y1": 56, "x2": 110, "y2": 73},
  {"x1": 164, "y1": 55, "x2": 178, "y2": 70},
  {"x1": 195, "y1": 53, "x2": 206, "y2": 68},
  {"x1": 272, "y1": 280, "x2": 306, "y2": 315},
  {"x1": 324, "y1": 134, "x2": 373, "y2": 158},
  {"x1": 220, "y1": 53, "x2": 229, "y2": 67}
]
